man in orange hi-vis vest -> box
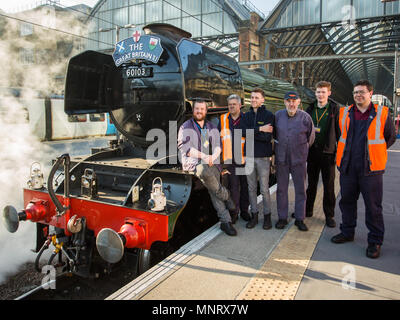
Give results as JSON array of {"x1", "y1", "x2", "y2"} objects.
[
  {"x1": 218, "y1": 94, "x2": 250, "y2": 224},
  {"x1": 331, "y1": 80, "x2": 396, "y2": 259}
]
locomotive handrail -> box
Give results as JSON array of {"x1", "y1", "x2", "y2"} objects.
[
  {"x1": 47, "y1": 154, "x2": 70, "y2": 215},
  {"x1": 208, "y1": 64, "x2": 237, "y2": 76}
]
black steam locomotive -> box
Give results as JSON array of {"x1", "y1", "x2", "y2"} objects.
[{"x1": 3, "y1": 24, "x2": 314, "y2": 279}]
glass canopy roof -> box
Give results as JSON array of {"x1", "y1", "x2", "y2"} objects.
[{"x1": 258, "y1": 0, "x2": 400, "y2": 104}]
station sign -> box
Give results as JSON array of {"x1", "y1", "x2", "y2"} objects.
[{"x1": 112, "y1": 31, "x2": 164, "y2": 67}]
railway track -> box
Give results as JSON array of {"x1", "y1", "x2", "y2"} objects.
[
  {"x1": 18, "y1": 263, "x2": 138, "y2": 300},
  {"x1": 16, "y1": 224, "x2": 220, "y2": 300}
]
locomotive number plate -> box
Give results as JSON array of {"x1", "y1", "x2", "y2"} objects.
[{"x1": 124, "y1": 67, "x2": 153, "y2": 78}]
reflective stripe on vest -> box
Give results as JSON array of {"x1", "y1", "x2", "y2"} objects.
[
  {"x1": 220, "y1": 113, "x2": 245, "y2": 164},
  {"x1": 336, "y1": 104, "x2": 388, "y2": 171}
]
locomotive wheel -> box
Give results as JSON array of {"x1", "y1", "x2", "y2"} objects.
[{"x1": 137, "y1": 249, "x2": 151, "y2": 275}]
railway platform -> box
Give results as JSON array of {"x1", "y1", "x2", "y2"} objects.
[{"x1": 107, "y1": 140, "x2": 400, "y2": 301}]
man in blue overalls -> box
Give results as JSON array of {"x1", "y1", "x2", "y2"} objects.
[{"x1": 274, "y1": 92, "x2": 315, "y2": 231}]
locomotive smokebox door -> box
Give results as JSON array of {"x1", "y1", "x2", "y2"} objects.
[{"x1": 81, "y1": 168, "x2": 98, "y2": 199}]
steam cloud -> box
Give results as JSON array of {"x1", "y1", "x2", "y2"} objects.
[
  {"x1": 0, "y1": 95, "x2": 55, "y2": 284},
  {"x1": 0, "y1": 6, "x2": 88, "y2": 284}
]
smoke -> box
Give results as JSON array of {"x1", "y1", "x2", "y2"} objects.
[
  {"x1": 0, "y1": 96, "x2": 55, "y2": 285},
  {"x1": 0, "y1": 6, "x2": 88, "y2": 284}
]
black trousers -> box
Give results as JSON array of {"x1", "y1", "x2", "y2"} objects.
[
  {"x1": 306, "y1": 151, "x2": 336, "y2": 218},
  {"x1": 222, "y1": 164, "x2": 250, "y2": 215},
  {"x1": 339, "y1": 170, "x2": 384, "y2": 245}
]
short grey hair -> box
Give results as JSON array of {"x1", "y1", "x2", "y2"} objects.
[{"x1": 227, "y1": 94, "x2": 241, "y2": 104}]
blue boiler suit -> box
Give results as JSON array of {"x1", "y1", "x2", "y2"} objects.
[{"x1": 274, "y1": 109, "x2": 315, "y2": 221}]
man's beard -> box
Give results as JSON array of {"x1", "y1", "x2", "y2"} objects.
[
  {"x1": 286, "y1": 107, "x2": 297, "y2": 117},
  {"x1": 194, "y1": 113, "x2": 206, "y2": 121}
]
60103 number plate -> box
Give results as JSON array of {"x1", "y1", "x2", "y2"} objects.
[{"x1": 123, "y1": 67, "x2": 153, "y2": 78}]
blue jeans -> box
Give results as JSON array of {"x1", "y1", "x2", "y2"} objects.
[
  {"x1": 246, "y1": 157, "x2": 271, "y2": 215},
  {"x1": 195, "y1": 164, "x2": 232, "y2": 223}
]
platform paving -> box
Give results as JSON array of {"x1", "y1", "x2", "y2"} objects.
[
  {"x1": 295, "y1": 140, "x2": 400, "y2": 300},
  {"x1": 107, "y1": 140, "x2": 400, "y2": 300}
]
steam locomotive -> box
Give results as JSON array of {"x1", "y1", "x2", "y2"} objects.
[{"x1": 2, "y1": 24, "x2": 314, "y2": 278}]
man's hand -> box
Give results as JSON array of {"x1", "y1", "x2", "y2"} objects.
[
  {"x1": 221, "y1": 169, "x2": 231, "y2": 175},
  {"x1": 259, "y1": 124, "x2": 273, "y2": 133},
  {"x1": 201, "y1": 155, "x2": 213, "y2": 166}
]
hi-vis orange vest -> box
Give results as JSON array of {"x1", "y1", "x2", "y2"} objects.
[
  {"x1": 336, "y1": 104, "x2": 389, "y2": 171},
  {"x1": 220, "y1": 113, "x2": 245, "y2": 164}
]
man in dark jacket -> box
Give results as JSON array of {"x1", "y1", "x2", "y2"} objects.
[
  {"x1": 305, "y1": 81, "x2": 339, "y2": 228},
  {"x1": 241, "y1": 88, "x2": 274, "y2": 230}
]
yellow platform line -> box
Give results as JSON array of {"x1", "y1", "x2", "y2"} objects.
[{"x1": 237, "y1": 173, "x2": 340, "y2": 300}]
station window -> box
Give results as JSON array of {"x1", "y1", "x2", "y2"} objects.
[
  {"x1": 164, "y1": 0, "x2": 181, "y2": 20},
  {"x1": 19, "y1": 48, "x2": 34, "y2": 65},
  {"x1": 89, "y1": 113, "x2": 105, "y2": 122},
  {"x1": 129, "y1": 4, "x2": 145, "y2": 24},
  {"x1": 68, "y1": 114, "x2": 87, "y2": 122},
  {"x1": 20, "y1": 22, "x2": 33, "y2": 36},
  {"x1": 146, "y1": 0, "x2": 162, "y2": 22}
]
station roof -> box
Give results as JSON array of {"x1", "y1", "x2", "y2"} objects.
[
  {"x1": 85, "y1": 0, "x2": 265, "y2": 59},
  {"x1": 258, "y1": 0, "x2": 400, "y2": 104}
]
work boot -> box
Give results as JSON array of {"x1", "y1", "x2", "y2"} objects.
[
  {"x1": 220, "y1": 222, "x2": 237, "y2": 236},
  {"x1": 275, "y1": 219, "x2": 288, "y2": 229},
  {"x1": 246, "y1": 212, "x2": 258, "y2": 229},
  {"x1": 295, "y1": 220, "x2": 308, "y2": 231},
  {"x1": 326, "y1": 217, "x2": 336, "y2": 228},
  {"x1": 331, "y1": 233, "x2": 354, "y2": 244},
  {"x1": 366, "y1": 244, "x2": 381, "y2": 259},
  {"x1": 240, "y1": 211, "x2": 251, "y2": 222},
  {"x1": 263, "y1": 213, "x2": 272, "y2": 230}
]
